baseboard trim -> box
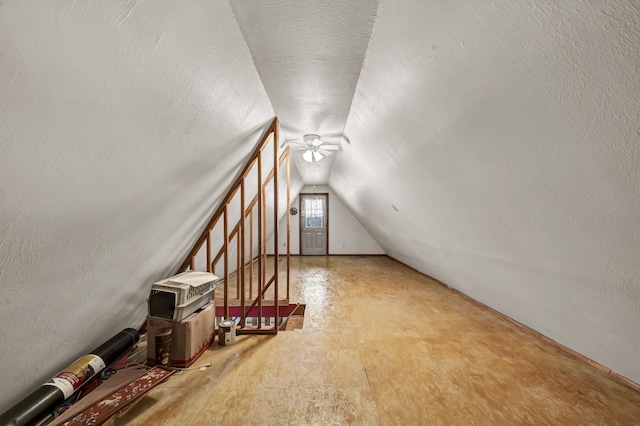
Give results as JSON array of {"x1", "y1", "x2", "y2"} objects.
[
  {"x1": 270, "y1": 253, "x2": 387, "y2": 257},
  {"x1": 390, "y1": 258, "x2": 640, "y2": 394},
  {"x1": 328, "y1": 253, "x2": 387, "y2": 256}
]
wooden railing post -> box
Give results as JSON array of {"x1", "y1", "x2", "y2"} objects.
[
  {"x1": 262, "y1": 188, "x2": 267, "y2": 323},
  {"x1": 206, "y1": 231, "x2": 212, "y2": 273},
  {"x1": 249, "y1": 209, "x2": 254, "y2": 301},
  {"x1": 223, "y1": 204, "x2": 229, "y2": 320},
  {"x1": 240, "y1": 179, "x2": 246, "y2": 328},
  {"x1": 174, "y1": 118, "x2": 291, "y2": 334},
  {"x1": 286, "y1": 148, "x2": 291, "y2": 299},
  {"x1": 273, "y1": 118, "x2": 279, "y2": 330},
  {"x1": 257, "y1": 148, "x2": 263, "y2": 328}
]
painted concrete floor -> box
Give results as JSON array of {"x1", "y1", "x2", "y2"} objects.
[{"x1": 121, "y1": 256, "x2": 640, "y2": 425}]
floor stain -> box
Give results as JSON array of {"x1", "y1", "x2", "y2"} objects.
[{"x1": 121, "y1": 256, "x2": 640, "y2": 425}]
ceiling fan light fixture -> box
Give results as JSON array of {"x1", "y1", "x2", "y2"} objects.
[
  {"x1": 294, "y1": 133, "x2": 341, "y2": 163},
  {"x1": 303, "y1": 134, "x2": 321, "y2": 144}
]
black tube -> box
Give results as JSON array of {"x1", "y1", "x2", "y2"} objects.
[
  {"x1": 0, "y1": 387, "x2": 63, "y2": 426},
  {"x1": 92, "y1": 328, "x2": 139, "y2": 366},
  {"x1": 0, "y1": 328, "x2": 140, "y2": 426}
]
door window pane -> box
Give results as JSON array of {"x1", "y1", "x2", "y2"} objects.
[{"x1": 304, "y1": 197, "x2": 324, "y2": 228}]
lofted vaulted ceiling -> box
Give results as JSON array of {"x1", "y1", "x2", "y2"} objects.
[
  {"x1": 231, "y1": 0, "x2": 378, "y2": 184},
  {"x1": 1, "y1": 0, "x2": 639, "y2": 414}
]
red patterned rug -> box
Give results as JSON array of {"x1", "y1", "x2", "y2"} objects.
[{"x1": 59, "y1": 366, "x2": 173, "y2": 426}]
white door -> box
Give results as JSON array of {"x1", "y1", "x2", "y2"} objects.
[{"x1": 300, "y1": 194, "x2": 328, "y2": 255}]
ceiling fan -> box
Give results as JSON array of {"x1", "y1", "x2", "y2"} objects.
[{"x1": 284, "y1": 134, "x2": 340, "y2": 163}]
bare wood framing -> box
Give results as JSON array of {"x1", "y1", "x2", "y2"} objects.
[
  {"x1": 242, "y1": 275, "x2": 277, "y2": 320},
  {"x1": 225, "y1": 297, "x2": 288, "y2": 307},
  {"x1": 262, "y1": 150, "x2": 289, "y2": 187},
  {"x1": 246, "y1": 195, "x2": 258, "y2": 217},
  {"x1": 177, "y1": 119, "x2": 276, "y2": 273},
  {"x1": 206, "y1": 231, "x2": 211, "y2": 273},
  {"x1": 236, "y1": 233, "x2": 241, "y2": 298},
  {"x1": 286, "y1": 148, "x2": 291, "y2": 299},
  {"x1": 249, "y1": 209, "x2": 254, "y2": 300},
  {"x1": 262, "y1": 190, "x2": 268, "y2": 310},
  {"x1": 223, "y1": 205, "x2": 229, "y2": 319},
  {"x1": 228, "y1": 220, "x2": 241, "y2": 241},
  {"x1": 257, "y1": 149, "x2": 263, "y2": 328},
  {"x1": 239, "y1": 327, "x2": 277, "y2": 335},
  {"x1": 273, "y1": 118, "x2": 279, "y2": 329},
  {"x1": 173, "y1": 117, "x2": 292, "y2": 334},
  {"x1": 212, "y1": 247, "x2": 224, "y2": 272},
  {"x1": 240, "y1": 179, "x2": 246, "y2": 328}
]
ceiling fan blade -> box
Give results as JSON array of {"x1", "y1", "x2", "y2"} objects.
[
  {"x1": 302, "y1": 149, "x2": 313, "y2": 162},
  {"x1": 311, "y1": 138, "x2": 323, "y2": 147},
  {"x1": 313, "y1": 151, "x2": 323, "y2": 162},
  {"x1": 320, "y1": 144, "x2": 339, "y2": 151},
  {"x1": 317, "y1": 148, "x2": 333, "y2": 156}
]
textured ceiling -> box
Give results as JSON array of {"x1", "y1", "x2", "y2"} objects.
[
  {"x1": 231, "y1": 0, "x2": 379, "y2": 184},
  {"x1": 1, "y1": 0, "x2": 640, "y2": 415}
]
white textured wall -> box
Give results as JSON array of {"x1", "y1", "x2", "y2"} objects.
[
  {"x1": 0, "y1": 0, "x2": 273, "y2": 412},
  {"x1": 332, "y1": 0, "x2": 640, "y2": 383},
  {"x1": 269, "y1": 185, "x2": 384, "y2": 255},
  {"x1": 2, "y1": 0, "x2": 639, "y2": 415}
]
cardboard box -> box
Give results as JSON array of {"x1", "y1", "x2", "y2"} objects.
[{"x1": 146, "y1": 302, "x2": 216, "y2": 368}]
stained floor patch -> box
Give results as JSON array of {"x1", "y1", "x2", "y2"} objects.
[{"x1": 121, "y1": 256, "x2": 640, "y2": 425}]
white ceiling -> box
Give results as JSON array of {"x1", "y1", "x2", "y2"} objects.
[
  {"x1": 231, "y1": 0, "x2": 379, "y2": 184},
  {"x1": 1, "y1": 0, "x2": 640, "y2": 414}
]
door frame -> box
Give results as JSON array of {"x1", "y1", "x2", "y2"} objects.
[{"x1": 299, "y1": 193, "x2": 329, "y2": 255}]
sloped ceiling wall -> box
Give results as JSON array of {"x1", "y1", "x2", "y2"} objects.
[
  {"x1": 0, "y1": 0, "x2": 275, "y2": 411},
  {"x1": 230, "y1": 0, "x2": 379, "y2": 184},
  {"x1": 331, "y1": 0, "x2": 640, "y2": 383},
  {"x1": 1, "y1": 0, "x2": 639, "y2": 413}
]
